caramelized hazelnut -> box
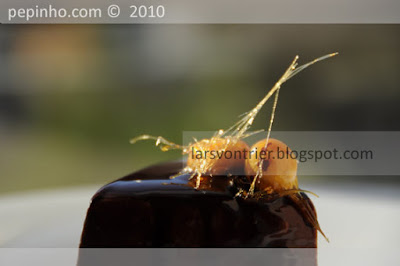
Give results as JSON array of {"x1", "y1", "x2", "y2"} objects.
[
  {"x1": 245, "y1": 138, "x2": 298, "y2": 192},
  {"x1": 187, "y1": 137, "x2": 250, "y2": 176}
]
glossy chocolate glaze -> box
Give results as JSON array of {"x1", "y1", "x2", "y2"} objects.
[{"x1": 79, "y1": 161, "x2": 317, "y2": 248}]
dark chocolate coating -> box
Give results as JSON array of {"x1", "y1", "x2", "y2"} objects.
[{"x1": 79, "y1": 161, "x2": 317, "y2": 248}]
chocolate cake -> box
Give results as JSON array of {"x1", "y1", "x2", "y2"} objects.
[
  {"x1": 79, "y1": 161, "x2": 317, "y2": 248},
  {"x1": 77, "y1": 53, "x2": 337, "y2": 265}
]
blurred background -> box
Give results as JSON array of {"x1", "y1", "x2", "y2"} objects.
[
  {"x1": 1, "y1": 24, "x2": 399, "y2": 195},
  {"x1": 0, "y1": 25, "x2": 400, "y2": 252}
]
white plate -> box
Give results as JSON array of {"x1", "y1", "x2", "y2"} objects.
[{"x1": 0, "y1": 182, "x2": 399, "y2": 265}]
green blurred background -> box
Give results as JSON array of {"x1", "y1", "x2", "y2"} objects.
[{"x1": 0, "y1": 25, "x2": 399, "y2": 195}]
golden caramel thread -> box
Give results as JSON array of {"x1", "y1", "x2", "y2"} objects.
[
  {"x1": 246, "y1": 188, "x2": 329, "y2": 242},
  {"x1": 130, "y1": 135, "x2": 185, "y2": 152},
  {"x1": 249, "y1": 53, "x2": 338, "y2": 195},
  {"x1": 291, "y1": 193, "x2": 330, "y2": 242},
  {"x1": 249, "y1": 86, "x2": 281, "y2": 195},
  {"x1": 130, "y1": 53, "x2": 337, "y2": 185}
]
